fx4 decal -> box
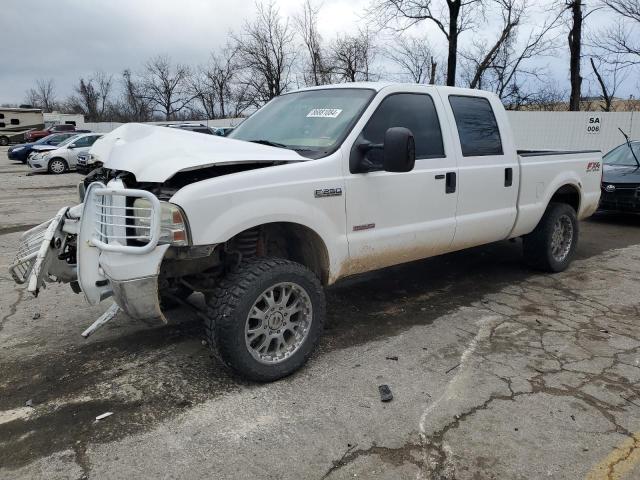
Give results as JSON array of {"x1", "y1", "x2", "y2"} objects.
[{"x1": 586, "y1": 161, "x2": 601, "y2": 173}]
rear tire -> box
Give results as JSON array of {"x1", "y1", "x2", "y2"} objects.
[
  {"x1": 0, "y1": 136, "x2": 9, "y2": 146},
  {"x1": 523, "y1": 202, "x2": 578, "y2": 272},
  {"x1": 205, "y1": 257, "x2": 325, "y2": 382},
  {"x1": 48, "y1": 158, "x2": 68, "y2": 174}
]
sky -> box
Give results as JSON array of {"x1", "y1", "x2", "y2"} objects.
[{"x1": 0, "y1": 0, "x2": 635, "y2": 106}]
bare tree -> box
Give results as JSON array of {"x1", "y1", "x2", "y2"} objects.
[
  {"x1": 386, "y1": 33, "x2": 438, "y2": 83},
  {"x1": 116, "y1": 69, "x2": 152, "y2": 122},
  {"x1": 369, "y1": 0, "x2": 485, "y2": 86},
  {"x1": 600, "y1": 1, "x2": 640, "y2": 64},
  {"x1": 331, "y1": 29, "x2": 376, "y2": 82},
  {"x1": 143, "y1": 55, "x2": 196, "y2": 120},
  {"x1": 460, "y1": 1, "x2": 561, "y2": 102},
  {"x1": 566, "y1": 1, "x2": 583, "y2": 111},
  {"x1": 589, "y1": 56, "x2": 627, "y2": 111},
  {"x1": 25, "y1": 78, "x2": 57, "y2": 111},
  {"x1": 200, "y1": 47, "x2": 239, "y2": 118},
  {"x1": 462, "y1": 0, "x2": 524, "y2": 90},
  {"x1": 295, "y1": 0, "x2": 332, "y2": 86},
  {"x1": 65, "y1": 72, "x2": 114, "y2": 121},
  {"x1": 233, "y1": 1, "x2": 296, "y2": 107}
]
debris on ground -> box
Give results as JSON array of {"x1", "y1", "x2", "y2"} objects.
[
  {"x1": 32, "y1": 313, "x2": 40, "y2": 320},
  {"x1": 445, "y1": 363, "x2": 460, "y2": 374},
  {"x1": 378, "y1": 384, "x2": 393, "y2": 402},
  {"x1": 25, "y1": 399, "x2": 33, "y2": 408},
  {"x1": 95, "y1": 412, "x2": 114, "y2": 421},
  {"x1": 385, "y1": 355, "x2": 398, "y2": 361}
]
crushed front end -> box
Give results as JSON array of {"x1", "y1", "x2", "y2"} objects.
[{"x1": 9, "y1": 174, "x2": 200, "y2": 336}]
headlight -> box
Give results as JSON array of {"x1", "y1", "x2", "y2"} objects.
[
  {"x1": 13, "y1": 146, "x2": 24, "y2": 152},
  {"x1": 132, "y1": 198, "x2": 190, "y2": 246}
]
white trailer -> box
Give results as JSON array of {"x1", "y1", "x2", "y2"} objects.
[{"x1": 0, "y1": 107, "x2": 44, "y2": 145}]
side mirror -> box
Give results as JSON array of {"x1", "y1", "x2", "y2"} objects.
[
  {"x1": 382, "y1": 127, "x2": 415, "y2": 173},
  {"x1": 68, "y1": 143, "x2": 77, "y2": 149}
]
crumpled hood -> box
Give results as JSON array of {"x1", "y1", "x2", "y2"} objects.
[{"x1": 90, "y1": 123, "x2": 307, "y2": 182}]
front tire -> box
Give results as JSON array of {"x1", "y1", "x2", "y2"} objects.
[
  {"x1": 205, "y1": 257, "x2": 325, "y2": 382},
  {"x1": 523, "y1": 202, "x2": 578, "y2": 272},
  {"x1": 0, "y1": 136, "x2": 9, "y2": 146},
  {"x1": 48, "y1": 158, "x2": 68, "y2": 174}
]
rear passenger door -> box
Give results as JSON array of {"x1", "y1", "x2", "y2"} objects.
[
  {"x1": 445, "y1": 94, "x2": 519, "y2": 249},
  {"x1": 345, "y1": 91, "x2": 458, "y2": 273}
]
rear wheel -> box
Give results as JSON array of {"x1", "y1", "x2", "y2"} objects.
[
  {"x1": 0, "y1": 136, "x2": 9, "y2": 146},
  {"x1": 205, "y1": 257, "x2": 325, "y2": 382},
  {"x1": 48, "y1": 158, "x2": 68, "y2": 174},
  {"x1": 523, "y1": 202, "x2": 578, "y2": 272}
]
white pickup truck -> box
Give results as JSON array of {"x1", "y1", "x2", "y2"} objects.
[{"x1": 10, "y1": 83, "x2": 602, "y2": 381}]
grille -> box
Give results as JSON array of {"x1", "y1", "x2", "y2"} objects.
[
  {"x1": 87, "y1": 184, "x2": 161, "y2": 255},
  {"x1": 9, "y1": 220, "x2": 52, "y2": 284}
]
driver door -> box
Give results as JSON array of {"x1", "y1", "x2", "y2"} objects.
[{"x1": 344, "y1": 91, "x2": 458, "y2": 274}]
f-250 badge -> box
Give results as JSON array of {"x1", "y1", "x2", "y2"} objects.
[
  {"x1": 586, "y1": 161, "x2": 601, "y2": 172},
  {"x1": 315, "y1": 187, "x2": 343, "y2": 198}
]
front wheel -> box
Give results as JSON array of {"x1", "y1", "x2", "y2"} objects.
[
  {"x1": 0, "y1": 136, "x2": 9, "y2": 146},
  {"x1": 48, "y1": 158, "x2": 68, "y2": 174},
  {"x1": 523, "y1": 202, "x2": 578, "y2": 272},
  {"x1": 205, "y1": 257, "x2": 326, "y2": 382}
]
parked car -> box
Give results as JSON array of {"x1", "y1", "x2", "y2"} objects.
[
  {"x1": 7, "y1": 132, "x2": 79, "y2": 163},
  {"x1": 599, "y1": 140, "x2": 640, "y2": 212},
  {"x1": 10, "y1": 83, "x2": 602, "y2": 382},
  {"x1": 28, "y1": 133, "x2": 102, "y2": 174},
  {"x1": 25, "y1": 123, "x2": 77, "y2": 142}
]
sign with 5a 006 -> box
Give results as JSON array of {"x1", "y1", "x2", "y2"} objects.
[{"x1": 586, "y1": 115, "x2": 602, "y2": 134}]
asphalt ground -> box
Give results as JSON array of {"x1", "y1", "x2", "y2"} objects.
[{"x1": 1, "y1": 146, "x2": 639, "y2": 480}]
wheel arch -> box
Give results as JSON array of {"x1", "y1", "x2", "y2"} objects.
[
  {"x1": 548, "y1": 183, "x2": 581, "y2": 213},
  {"x1": 229, "y1": 222, "x2": 331, "y2": 285}
]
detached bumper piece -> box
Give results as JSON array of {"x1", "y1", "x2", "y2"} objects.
[{"x1": 9, "y1": 207, "x2": 68, "y2": 295}]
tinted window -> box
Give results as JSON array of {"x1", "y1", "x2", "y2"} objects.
[
  {"x1": 0, "y1": 113, "x2": 4, "y2": 119},
  {"x1": 449, "y1": 96, "x2": 503, "y2": 156},
  {"x1": 361, "y1": 93, "x2": 445, "y2": 163},
  {"x1": 11, "y1": 118, "x2": 19, "y2": 125},
  {"x1": 87, "y1": 135, "x2": 100, "y2": 146},
  {"x1": 0, "y1": 122, "x2": 5, "y2": 128}
]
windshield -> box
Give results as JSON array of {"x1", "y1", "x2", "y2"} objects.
[
  {"x1": 604, "y1": 143, "x2": 640, "y2": 166},
  {"x1": 228, "y1": 88, "x2": 375, "y2": 158}
]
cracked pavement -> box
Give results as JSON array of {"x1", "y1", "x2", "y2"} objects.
[{"x1": 1, "y1": 147, "x2": 640, "y2": 479}]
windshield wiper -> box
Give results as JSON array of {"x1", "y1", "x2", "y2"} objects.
[
  {"x1": 618, "y1": 127, "x2": 640, "y2": 168},
  {"x1": 247, "y1": 139, "x2": 289, "y2": 149}
]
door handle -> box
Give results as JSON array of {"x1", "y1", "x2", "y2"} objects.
[
  {"x1": 445, "y1": 172, "x2": 456, "y2": 194},
  {"x1": 505, "y1": 167, "x2": 513, "y2": 187},
  {"x1": 435, "y1": 174, "x2": 445, "y2": 180}
]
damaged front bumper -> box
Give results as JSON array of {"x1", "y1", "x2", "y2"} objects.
[{"x1": 9, "y1": 180, "x2": 171, "y2": 336}]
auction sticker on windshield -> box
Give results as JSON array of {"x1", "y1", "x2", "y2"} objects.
[{"x1": 307, "y1": 108, "x2": 343, "y2": 118}]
